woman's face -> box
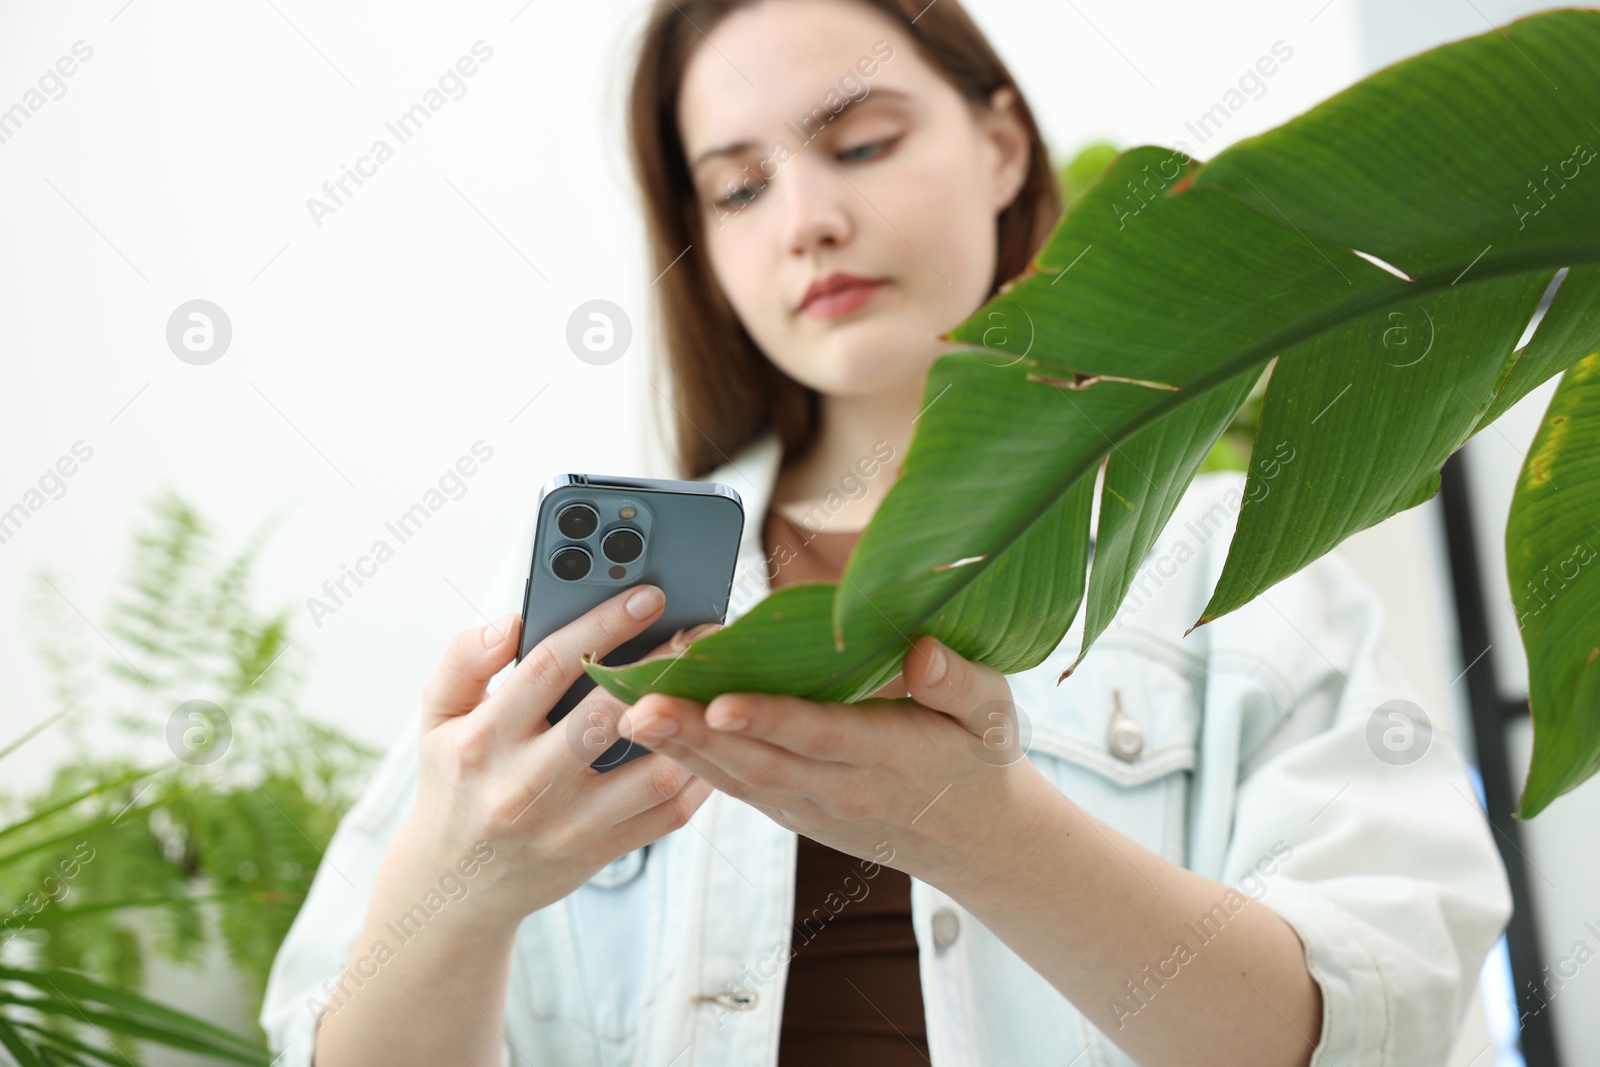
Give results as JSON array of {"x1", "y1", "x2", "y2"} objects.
[{"x1": 677, "y1": 0, "x2": 1031, "y2": 400}]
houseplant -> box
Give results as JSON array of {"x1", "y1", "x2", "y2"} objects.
[
  {"x1": 1, "y1": 491, "x2": 376, "y2": 1064},
  {"x1": 583, "y1": 9, "x2": 1600, "y2": 819}
]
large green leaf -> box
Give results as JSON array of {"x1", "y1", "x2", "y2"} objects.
[
  {"x1": 1475, "y1": 267, "x2": 1600, "y2": 431},
  {"x1": 585, "y1": 10, "x2": 1600, "y2": 813},
  {"x1": 1071, "y1": 367, "x2": 1258, "y2": 674},
  {"x1": 583, "y1": 357, "x2": 1104, "y2": 704},
  {"x1": 1190, "y1": 14, "x2": 1600, "y2": 278},
  {"x1": 1200, "y1": 272, "x2": 1554, "y2": 623},
  {"x1": 1508, "y1": 353, "x2": 1600, "y2": 817}
]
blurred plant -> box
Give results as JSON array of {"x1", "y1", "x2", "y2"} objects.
[
  {"x1": 1, "y1": 490, "x2": 378, "y2": 1064},
  {"x1": 1056, "y1": 140, "x2": 1119, "y2": 210},
  {"x1": 1057, "y1": 140, "x2": 1265, "y2": 473}
]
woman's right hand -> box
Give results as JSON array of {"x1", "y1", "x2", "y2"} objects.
[
  {"x1": 315, "y1": 586, "x2": 712, "y2": 1067},
  {"x1": 401, "y1": 583, "x2": 716, "y2": 933}
]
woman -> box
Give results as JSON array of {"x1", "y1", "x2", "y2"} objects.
[{"x1": 262, "y1": 1, "x2": 1514, "y2": 1064}]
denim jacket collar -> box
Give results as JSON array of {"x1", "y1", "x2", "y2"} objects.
[{"x1": 703, "y1": 427, "x2": 783, "y2": 625}]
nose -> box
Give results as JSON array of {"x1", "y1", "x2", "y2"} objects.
[{"x1": 778, "y1": 158, "x2": 855, "y2": 258}]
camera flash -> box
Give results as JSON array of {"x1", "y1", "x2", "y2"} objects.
[{"x1": 619, "y1": 505, "x2": 636, "y2": 519}]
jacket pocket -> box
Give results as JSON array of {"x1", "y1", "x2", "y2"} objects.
[
  {"x1": 1012, "y1": 642, "x2": 1203, "y2": 868},
  {"x1": 559, "y1": 843, "x2": 654, "y2": 1061}
]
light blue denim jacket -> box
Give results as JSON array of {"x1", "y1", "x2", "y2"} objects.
[{"x1": 262, "y1": 427, "x2": 1513, "y2": 1066}]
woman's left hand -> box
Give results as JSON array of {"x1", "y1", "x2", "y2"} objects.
[{"x1": 617, "y1": 634, "x2": 1048, "y2": 886}]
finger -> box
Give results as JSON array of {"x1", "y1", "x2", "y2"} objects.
[
  {"x1": 607, "y1": 773, "x2": 714, "y2": 853},
  {"x1": 903, "y1": 635, "x2": 1015, "y2": 736},
  {"x1": 486, "y1": 584, "x2": 666, "y2": 739},
  {"x1": 699, "y1": 691, "x2": 884, "y2": 765},
  {"x1": 622, "y1": 695, "x2": 850, "y2": 802},
  {"x1": 568, "y1": 743, "x2": 700, "y2": 828},
  {"x1": 421, "y1": 613, "x2": 523, "y2": 730},
  {"x1": 642, "y1": 738, "x2": 769, "y2": 807},
  {"x1": 536, "y1": 621, "x2": 728, "y2": 769}
]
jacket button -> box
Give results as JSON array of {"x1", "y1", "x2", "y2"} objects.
[
  {"x1": 932, "y1": 907, "x2": 960, "y2": 950},
  {"x1": 693, "y1": 989, "x2": 759, "y2": 1011},
  {"x1": 1108, "y1": 718, "x2": 1144, "y2": 761}
]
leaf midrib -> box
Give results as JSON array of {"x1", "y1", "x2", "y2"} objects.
[{"x1": 839, "y1": 240, "x2": 1600, "y2": 639}]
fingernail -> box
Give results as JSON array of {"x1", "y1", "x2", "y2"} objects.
[
  {"x1": 643, "y1": 717, "x2": 678, "y2": 741},
  {"x1": 670, "y1": 621, "x2": 720, "y2": 651},
  {"x1": 484, "y1": 613, "x2": 516, "y2": 648},
  {"x1": 626, "y1": 585, "x2": 664, "y2": 620},
  {"x1": 710, "y1": 709, "x2": 747, "y2": 731},
  {"x1": 925, "y1": 641, "x2": 948, "y2": 685}
]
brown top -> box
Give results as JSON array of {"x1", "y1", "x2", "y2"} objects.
[{"x1": 764, "y1": 506, "x2": 929, "y2": 1065}]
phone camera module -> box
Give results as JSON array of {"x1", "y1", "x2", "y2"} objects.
[
  {"x1": 557, "y1": 502, "x2": 599, "y2": 539},
  {"x1": 551, "y1": 545, "x2": 592, "y2": 581},
  {"x1": 601, "y1": 527, "x2": 644, "y2": 564}
]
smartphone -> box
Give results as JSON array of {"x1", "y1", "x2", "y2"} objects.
[{"x1": 517, "y1": 471, "x2": 744, "y2": 771}]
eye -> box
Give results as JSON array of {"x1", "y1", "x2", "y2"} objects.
[
  {"x1": 713, "y1": 179, "x2": 766, "y2": 211},
  {"x1": 837, "y1": 134, "x2": 901, "y2": 163}
]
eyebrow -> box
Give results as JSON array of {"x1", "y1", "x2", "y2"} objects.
[{"x1": 688, "y1": 87, "x2": 913, "y2": 171}]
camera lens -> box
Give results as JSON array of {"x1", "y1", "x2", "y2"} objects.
[
  {"x1": 557, "y1": 503, "x2": 599, "y2": 539},
  {"x1": 602, "y1": 527, "x2": 644, "y2": 564},
  {"x1": 551, "y1": 545, "x2": 592, "y2": 581}
]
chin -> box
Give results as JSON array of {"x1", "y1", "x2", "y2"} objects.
[
  {"x1": 816, "y1": 345, "x2": 938, "y2": 397},
  {"x1": 774, "y1": 311, "x2": 950, "y2": 396}
]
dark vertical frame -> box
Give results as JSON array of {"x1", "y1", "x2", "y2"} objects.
[{"x1": 1439, "y1": 451, "x2": 1559, "y2": 1066}]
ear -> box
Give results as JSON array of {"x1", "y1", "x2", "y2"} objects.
[{"x1": 981, "y1": 85, "x2": 1032, "y2": 213}]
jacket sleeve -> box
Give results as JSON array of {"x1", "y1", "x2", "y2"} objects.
[
  {"x1": 258, "y1": 518, "x2": 532, "y2": 1066},
  {"x1": 1197, "y1": 528, "x2": 1514, "y2": 1065},
  {"x1": 257, "y1": 715, "x2": 423, "y2": 1066}
]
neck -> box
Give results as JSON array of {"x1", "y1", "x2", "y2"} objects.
[{"x1": 772, "y1": 382, "x2": 922, "y2": 534}]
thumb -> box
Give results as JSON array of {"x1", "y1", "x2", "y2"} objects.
[
  {"x1": 421, "y1": 613, "x2": 522, "y2": 729},
  {"x1": 904, "y1": 635, "x2": 1015, "y2": 736}
]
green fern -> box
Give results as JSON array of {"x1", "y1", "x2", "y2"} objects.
[{"x1": 2, "y1": 490, "x2": 378, "y2": 1063}]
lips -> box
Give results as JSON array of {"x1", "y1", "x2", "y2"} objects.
[{"x1": 798, "y1": 272, "x2": 887, "y2": 319}]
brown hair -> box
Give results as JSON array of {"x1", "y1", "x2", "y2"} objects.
[{"x1": 627, "y1": 0, "x2": 1061, "y2": 480}]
